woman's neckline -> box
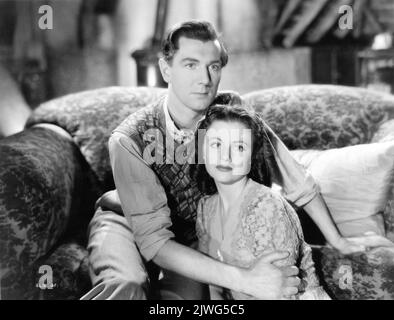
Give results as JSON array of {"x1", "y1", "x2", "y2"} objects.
[{"x1": 216, "y1": 178, "x2": 253, "y2": 216}]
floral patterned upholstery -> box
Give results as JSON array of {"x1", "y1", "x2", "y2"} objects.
[
  {"x1": 2, "y1": 85, "x2": 394, "y2": 299},
  {"x1": 2, "y1": 87, "x2": 165, "y2": 299},
  {"x1": 31, "y1": 243, "x2": 91, "y2": 300},
  {"x1": 0, "y1": 127, "x2": 98, "y2": 299},
  {"x1": 312, "y1": 246, "x2": 394, "y2": 300},
  {"x1": 26, "y1": 87, "x2": 167, "y2": 189},
  {"x1": 243, "y1": 85, "x2": 394, "y2": 150}
]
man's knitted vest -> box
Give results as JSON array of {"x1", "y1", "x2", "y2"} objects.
[{"x1": 113, "y1": 97, "x2": 200, "y2": 245}]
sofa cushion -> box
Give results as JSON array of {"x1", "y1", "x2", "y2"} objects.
[
  {"x1": 26, "y1": 87, "x2": 167, "y2": 190},
  {"x1": 371, "y1": 120, "x2": 394, "y2": 242},
  {"x1": 312, "y1": 245, "x2": 394, "y2": 300},
  {"x1": 372, "y1": 119, "x2": 394, "y2": 144},
  {"x1": 243, "y1": 85, "x2": 394, "y2": 150},
  {"x1": 291, "y1": 142, "x2": 394, "y2": 236}
]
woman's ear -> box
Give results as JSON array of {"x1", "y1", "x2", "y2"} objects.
[{"x1": 158, "y1": 58, "x2": 171, "y2": 83}]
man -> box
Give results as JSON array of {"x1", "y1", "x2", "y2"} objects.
[{"x1": 81, "y1": 20, "x2": 366, "y2": 300}]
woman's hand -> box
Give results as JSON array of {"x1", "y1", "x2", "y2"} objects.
[{"x1": 330, "y1": 232, "x2": 394, "y2": 255}]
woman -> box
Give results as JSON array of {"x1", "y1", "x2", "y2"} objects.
[{"x1": 191, "y1": 105, "x2": 330, "y2": 299}]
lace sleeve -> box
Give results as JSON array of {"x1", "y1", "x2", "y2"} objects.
[
  {"x1": 297, "y1": 242, "x2": 331, "y2": 300},
  {"x1": 282, "y1": 200, "x2": 331, "y2": 299},
  {"x1": 196, "y1": 197, "x2": 209, "y2": 255},
  {"x1": 281, "y1": 200, "x2": 320, "y2": 287}
]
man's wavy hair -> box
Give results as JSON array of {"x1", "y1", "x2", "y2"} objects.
[
  {"x1": 190, "y1": 105, "x2": 282, "y2": 196},
  {"x1": 161, "y1": 20, "x2": 228, "y2": 67}
]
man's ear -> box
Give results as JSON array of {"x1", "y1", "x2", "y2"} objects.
[{"x1": 158, "y1": 58, "x2": 171, "y2": 83}]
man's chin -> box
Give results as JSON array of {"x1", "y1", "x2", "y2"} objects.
[
  {"x1": 190, "y1": 102, "x2": 211, "y2": 112},
  {"x1": 191, "y1": 93, "x2": 215, "y2": 106}
]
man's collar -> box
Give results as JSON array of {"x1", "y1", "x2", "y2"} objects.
[{"x1": 163, "y1": 96, "x2": 197, "y2": 144}]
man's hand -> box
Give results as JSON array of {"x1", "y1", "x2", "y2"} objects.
[{"x1": 238, "y1": 251, "x2": 300, "y2": 299}]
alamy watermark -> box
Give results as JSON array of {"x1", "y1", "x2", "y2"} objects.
[
  {"x1": 338, "y1": 264, "x2": 353, "y2": 290},
  {"x1": 141, "y1": 128, "x2": 253, "y2": 168},
  {"x1": 36, "y1": 265, "x2": 56, "y2": 290},
  {"x1": 338, "y1": 5, "x2": 354, "y2": 30},
  {"x1": 38, "y1": 5, "x2": 53, "y2": 30},
  {"x1": 37, "y1": 4, "x2": 355, "y2": 32}
]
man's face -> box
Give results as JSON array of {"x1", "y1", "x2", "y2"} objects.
[{"x1": 160, "y1": 37, "x2": 223, "y2": 113}]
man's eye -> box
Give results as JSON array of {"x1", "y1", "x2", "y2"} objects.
[
  {"x1": 210, "y1": 64, "x2": 221, "y2": 72},
  {"x1": 185, "y1": 63, "x2": 196, "y2": 69}
]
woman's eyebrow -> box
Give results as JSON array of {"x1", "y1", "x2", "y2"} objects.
[{"x1": 207, "y1": 136, "x2": 222, "y2": 141}]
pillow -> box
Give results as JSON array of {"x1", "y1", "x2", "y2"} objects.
[{"x1": 291, "y1": 142, "x2": 394, "y2": 237}]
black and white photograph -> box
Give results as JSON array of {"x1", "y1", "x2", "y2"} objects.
[{"x1": 1, "y1": 0, "x2": 394, "y2": 305}]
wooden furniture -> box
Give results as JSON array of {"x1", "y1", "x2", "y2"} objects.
[{"x1": 358, "y1": 48, "x2": 394, "y2": 93}]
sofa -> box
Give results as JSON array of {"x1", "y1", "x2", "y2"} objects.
[{"x1": 1, "y1": 84, "x2": 394, "y2": 300}]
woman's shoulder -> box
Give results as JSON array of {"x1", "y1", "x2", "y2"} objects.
[
  {"x1": 245, "y1": 180, "x2": 302, "y2": 234},
  {"x1": 244, "y1": 180, "x2": 302, "y2": 234},
  {"x1": 246, "y1": 180, "x2": 286, "y2": 205}
]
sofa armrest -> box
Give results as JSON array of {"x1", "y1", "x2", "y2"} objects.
[
  {"x1": 0, "y1": 127, "x2": 97, "y2": 299},
  {"x1": 31, "y1": 243, "x2": 91, "y2": 300}
]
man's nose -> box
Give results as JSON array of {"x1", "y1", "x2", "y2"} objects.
[{"x1": 199, "y1": 67, "x2": 211, "y2": 85}]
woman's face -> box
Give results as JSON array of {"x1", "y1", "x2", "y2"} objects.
[{"x1": 203, "y1": 120, "x2": 252, "y2": 185}]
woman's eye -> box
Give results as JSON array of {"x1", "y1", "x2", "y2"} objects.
[
  {"x1": 210, "y1": 142, "x2": 221, "y2": 148},
  {"x1": 236, "y1": 145, "x2": 245, "y2": 152}
]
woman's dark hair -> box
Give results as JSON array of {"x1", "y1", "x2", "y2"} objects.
[
  {"x1": 161, "y1": 20, "x2": 228, "y2": 67},
  {"x1": 190, "y1": 105, "x2": 282, "y2": 195}
]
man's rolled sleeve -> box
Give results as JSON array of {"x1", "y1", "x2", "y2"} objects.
[
  {"x1": 108, "y1": 132, "x2": 175, "y2": 261},
  {"x1": 262, "y1": 121, "x2": 319, "y2": 207}
]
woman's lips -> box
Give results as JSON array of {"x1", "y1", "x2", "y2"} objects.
[{"x1": 216, "y1": 165, "x2": 232, "y2": 172}]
